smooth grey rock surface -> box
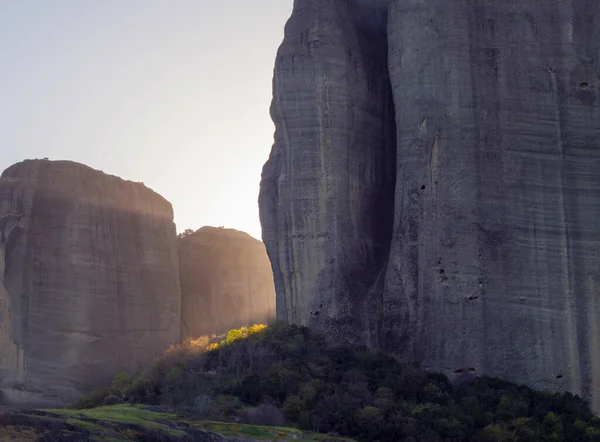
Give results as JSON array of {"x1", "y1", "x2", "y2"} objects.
[
  {"x1": 0, "y1": 159, "x2": 181, "y2": 403},
  {"x1": 178, "y1": 227, "x2": 275, "y2": 338},
  {"x1": 260, "y1": 0, "x2": 600, "y2": 408},
  {"x1": 259, "y1": 0, "x2": 396, "y2": 345}
]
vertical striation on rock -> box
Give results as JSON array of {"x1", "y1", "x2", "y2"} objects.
[
  {"x1": 385, "y1": 0, "x2": 600, "y2": 408},
  {"x1": 0, "y1": 159, "x2": 181, "y2": 404},
  {"x1": 178, "y1": 227, "x2": 275, "y2": 339},
  {"x1": 260, "y1": 0, "x2": 600, "y2": 408},
  {"x1": 259, "y1": 0, "x2": 396, "y2": 346}
]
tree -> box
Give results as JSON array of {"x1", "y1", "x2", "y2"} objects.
[
  {"x1": 111, "y1": 372, "x2": 131, "y2": 396},
  {"x1": 226, "y1": 328, "x2": 244, "y2": 344},
  {"x1": 177, "y1": 229, "x2": 194, "y2": 239},
  {"x1": 355, "y1": 406, "x2": 385, "y2": 440}
]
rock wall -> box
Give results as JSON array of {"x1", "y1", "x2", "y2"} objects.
[
  {"x1": 0, "y1": 159, "x2": 181, "y2": 404},
  {"x1": 259, "y1": 0, "x2": 600, "y2": 408},
  {"x1": 178, "y1": 227, "x2": 275, "y2": 339},
  {"x1": 259, "y1": 0, "x2": 396, "y2": 345}
]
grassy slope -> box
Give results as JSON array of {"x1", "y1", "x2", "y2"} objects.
[{"x1": 0, "y1": 404, "x2": 353, "y2": 441}]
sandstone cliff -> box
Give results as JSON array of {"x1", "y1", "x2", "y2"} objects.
[
  {"x1": 0, "y1": 159, "x2": 181, "y2": 404},
  {"x1": 260, "y1": 0, "x2": 600, "y2": 408},
  {"x1": 178, "y1": 227, "x2": 275, "y2": 339}
]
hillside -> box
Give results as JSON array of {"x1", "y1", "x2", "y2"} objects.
[
  {"x1": 30, "y1": 322, "x2": 600, "y2": 441},
  {"x1": 0, "y1": 405, "x2": 349, "y2": 441}
]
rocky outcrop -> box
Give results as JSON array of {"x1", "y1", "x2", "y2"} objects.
[
  {"x1": 0, "y1": 159, "x2": 181, "y2": 404},
  {"x1": 178, "y1": 227, "x2": 275, "y2": 338},
  {"x1": 260, "y1": 0, "x2": 600, "y2": 408}
]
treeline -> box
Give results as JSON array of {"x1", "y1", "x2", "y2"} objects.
[{"x1": 73, "y1": 322, "x2": 600, "y2": 441}]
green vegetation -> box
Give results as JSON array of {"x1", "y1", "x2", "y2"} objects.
[
  {"x1": 177, "y1": 228, "x2": 194, "y2": 239},
  {"x1": 193, "y1": 420, "x2": 352, "y2": 441},
  {"x1": 68, "y1": 322, "x2": 600, "y2": 441},
  {"x1": 47, "y1": 404, "x2": 187, "y2": 436},
  {"x1": 2, "y1": 405, "x2": 327, "y2": 441}
]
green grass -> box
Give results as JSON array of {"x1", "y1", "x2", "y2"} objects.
[
  {"x1": 45, "y1": 404, "x2": 186, "y2": 437},
  {"x1": 193, "y1": 421, "x2": 354, "y2": 441},
  {"x1": 195, "y1": 420, "x2": 303, "y2": 439},
  {"x1": 41, "y1": 404, "x2": 356, "y2": 441},
  {"x1": 64, "y1": 417, "x2": 104, "y2": 432}
]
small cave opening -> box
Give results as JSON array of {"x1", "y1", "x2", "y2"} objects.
[
  {"x1": 438, "y1": 268, "x2": 449, "y2": 285},
  {"x1": 421, "y1": 185, "x2": 426, "y2": 190},
  {"x1": 556, "y1": 374, "x2": 563, "y2": 379},
  {"x1": 579, "y1": 82, "x2": 589, "y2": 90},
  {"x1": 455, "y1": 367, "x2": 477, "y2": 374}
]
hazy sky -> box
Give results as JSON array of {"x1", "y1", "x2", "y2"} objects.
[{"x1": 0, "y1": 0, "x2": 293, "y2": 240}]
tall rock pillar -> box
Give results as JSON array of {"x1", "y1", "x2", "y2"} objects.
[
  {"x1": 259, "y1": 0, "x2": 396, "y2": 346},
  {"x1": 0, "y1": 159, "x2": 181, "y2": 404}
]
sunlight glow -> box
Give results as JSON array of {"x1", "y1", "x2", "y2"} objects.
[{"x1": 0, "y1": 1, "x2": 294, "y2": 240}]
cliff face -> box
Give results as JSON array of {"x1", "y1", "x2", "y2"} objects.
[
  {"x1": 260, "y1": 0, "x2": 600, "y2": 408},
  {"x1": 259, "y1": 0, "x2": 396, "y2": 344},
  {"x1": 178, "y1": 227, "x2": 275, "y2": 339},
  {"x1": 0, "y1": 159, "x2": 181, "y2": 404}
]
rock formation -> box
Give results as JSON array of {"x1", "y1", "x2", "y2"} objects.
[
  {"x1": 259, "y1": 0, "x2": 600, "y2": 408},
  {"x1": 260, "y1": 0, "x2": 396, "y2": 344},
  {"x1": 0, "y1": 159, "x2": 181, "y2": 404},
  {"x1": 178, "y1": 227, "x2": 275, "y2": 339}
]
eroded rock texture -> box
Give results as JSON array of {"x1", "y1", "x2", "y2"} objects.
[
  {"x1": 0, "y1": 159, "x2": 180, "y2": 404},
  {"x1": 260, "y1": 0, "x2": 600, "y2": 408},
  {"x1": 178, "y1": 227, "x2": 275, "y2": 339}
]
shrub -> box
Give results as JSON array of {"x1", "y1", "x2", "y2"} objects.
[
  {"x1": 215, "y1": 395, "x2": 242, "y2": 416},
  {"x1": 68, "y1": 387, "x2": 111, "y2": 409},
  {"x1": 103, "y1": 394, "x2": 121, "y2": 405},
  {"x1": 241, "y1": 403, "x2": 285, "y2": 427},
  {"x1": 126, "y1": 376, "x2": 156, "y2": 403},
  {"x1": 226, "y1": 329, "x2": 244, "y2": 345},
  {"x1": 355, "y1": 405, "x2": 384, "y2": 440},
  {"x1": 194, "y1": 394, "x2": 215, "y2": 414},
  {"x1": 248, "y1": 324, "x2": 267, "y2": 335},
  {"x1": 282, "y1": 395, "x2": 304, "y2": 422},
  {"x1": 111, "y1": 372, "x2": 130, "y2": 396},
  {"x1": 166, "y1": 366, "x2": 183, "y2": 385}
]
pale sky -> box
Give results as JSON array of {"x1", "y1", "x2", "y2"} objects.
[{"x1": 0, "y1": 0, "x2": 293, "y2": 240}]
